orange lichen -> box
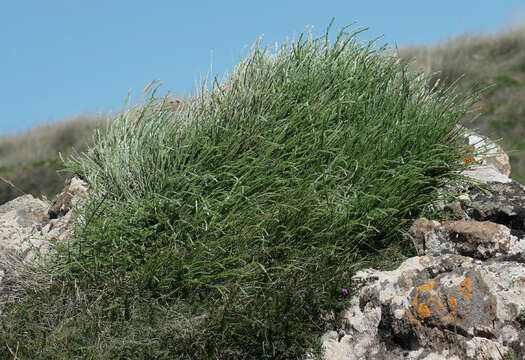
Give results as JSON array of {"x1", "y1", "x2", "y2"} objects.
[
  {"x1": 441, "y1": 295, "x2": 458, "y2": 322},
  {"x1": 417, "y1": 281, "x2": 436, "y2": 292},
  {"x1": 409, "y1": 282, "x2": 439, "y2": 324},
  {"x1": 458, "y1": 278, "x2": 472, "y2": 300},
  {"x1": 407, "y1": 278, "x2": 474, "y2": 328},
  {"x1": 417, "y1": 303, "x2": 431, "y2": 318},
  {"x1": 442, "y1": 311, "x2": 457, "y2": 322},
  {"x1": 437, "y1": 297, "x2": 445, "y2": 310},
  {"x1": 406, "y1": 314, "x2": 419, "y2": 326},
  {"x1": 407, "y1": 280, "x2": 467, "y2": 328}
]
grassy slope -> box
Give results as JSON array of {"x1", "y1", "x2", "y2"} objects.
[
  {"x1": 0, "y1": 116, "x2": 108, "y2": 204},
  {"x1": 0, "y1": 25, "x2": 479, "y2": 359},
  {"x1": 400, "y1": 25, "x2": 525, "y2": 183}
]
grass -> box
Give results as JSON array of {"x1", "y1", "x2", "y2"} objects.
[
  {"x1": 0, "y1": 115, "x2": 108, "y2": 204},
  {"x1": 400, "y1": 24, "x2": 525, "y2": 183},
  {"x1": 0, "y1": 23, "x2": 480, "y2": 359}
]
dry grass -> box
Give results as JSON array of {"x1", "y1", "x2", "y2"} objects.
[
  {"x1": 0, "y1": 115, "x2": 109, "y2": 204},
  {"x1": 0, "y1": 115, "x2": 109, "y2": 169}
]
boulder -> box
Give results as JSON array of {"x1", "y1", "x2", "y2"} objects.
[
  {"x1": 0, "y1": 194, "x2": 50, "y2": 263},
  {"x1": 321, "y1": 134, "x2": 525, "y2": 359},
  {"x1": 322, "y1": 254, "x2": 525, "y2": 360},
  {"x1": 0, "y1": 175, "x2": 88, "y2": 308},
  {"x1": 410, "y1": 219, "x2": 525, "y2": 261}
]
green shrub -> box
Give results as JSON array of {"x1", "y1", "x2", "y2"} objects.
[{"x1": 1, "y1": 23, "x2": 477, "y2": 359}]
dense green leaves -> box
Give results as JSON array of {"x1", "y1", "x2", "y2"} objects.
[{"x1": 1, "y1": 24, "x2": 478, "y2": 359}]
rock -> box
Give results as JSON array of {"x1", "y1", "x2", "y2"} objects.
[
  {"x1": 410, "y1": 219, "x2": 525, "y2": 261},
  {"x1": 323, "y1": 255, "x2": 525, "y2": 360},
  {"x1": 0, "y1": 194, "x2": 51, "y2": 263},
  {"x1": 461, "y1": 165, "x2": 512, "y2": 184},
  {"x1": 48, "y1": 174, "x2": 89, "y2": 219},
  {"x1": 0, "y1": 175, "x2": 88, "y2": 309},
  {"x1": 464, "y1": 129, "x2": 511, "y2": 177},
  {"x1": 430, "y1": 166, "x2": 525, "y2": 241},
  {"x1": 321, "y1": 132, "x2": 525, "y2": 360}
]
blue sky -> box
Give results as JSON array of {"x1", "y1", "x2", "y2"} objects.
[{"x1": 2, "y1": 1, "x2": 524, "y2": 136}]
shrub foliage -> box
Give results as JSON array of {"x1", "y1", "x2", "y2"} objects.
[{"x1": 1, "y1": 24, "x2": 477, "y2": 359}]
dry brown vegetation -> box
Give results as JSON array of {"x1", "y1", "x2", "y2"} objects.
[
  {"x1": 400, "y1": 24, "x2": 525, "y2": 183},
  {"x1": 0, "y1": 115, "x2": 109, "y2": 204}
]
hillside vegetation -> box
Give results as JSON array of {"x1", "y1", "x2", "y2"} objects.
[
  {"x1": 1, "y1": 25, "x2": 524, "y2": 206},
  {"x1": 400, "y1": 25, "x2": 525, "y2": 183},
  {"x1": 0, "y1": 24, "x2": 480, "y2": 359},
  {"x1": 0, "y1": 116, "x2": 108, "y2": 204}
]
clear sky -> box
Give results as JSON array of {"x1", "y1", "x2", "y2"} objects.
[{"x1": 2, "y1": 0, "x2": 525, "y2": 136}]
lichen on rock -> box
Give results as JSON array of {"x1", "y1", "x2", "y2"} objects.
[{"x1": 321, "y1": 133, "x2": 525, "y2": 360}]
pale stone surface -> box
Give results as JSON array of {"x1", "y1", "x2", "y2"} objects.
[
  {"x1": 0, "y1": 194, "x2": 50, "y2": 262},
  {"x1": 463, "y1": 130, "x2": 511, "y2": 180},
  {"x1": 465, "y1": 130, "x2": 511, "y2": 177},
  {"x1": 461, "y1": 165, "x2": 512, "y2": 184},
  {"x1": 321, "y1": 132, "x2": 525, "y2": 360},
  {"x1": 410, "y1": 218, "x2": 525, "y2": 261},
  {"x1": 0, "y1": 175, "x2": 88, "y2": 307},
  {"x1": 322, "y1": 254, "x2": 524, "y2": 359}
]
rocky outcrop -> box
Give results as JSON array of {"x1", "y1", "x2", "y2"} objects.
[
  {"x1": 464, "y1": 129, "x2": 511, "y2": 177},
  {"x1": 0, "y1": 175, "x2": 88, "y2": 308},
  {"x1": 321, "y1": 134, "x2": 525, "y2": 359},
  {"x1": 1, "y1": 132, "x2": 523, "y2": 359}
]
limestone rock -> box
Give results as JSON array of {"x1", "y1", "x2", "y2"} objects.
[
  {"x1": 464, "y1": 129, "x2": 511, "y2": 177},
  {"x1": 430, "y1": 163, "x2": 525, "y2": 241},
  {"x1": 321, "y1": 132, "x2": 525, "y2": 360},
  {"x1": 323, "y1": 255, "x2": 525, "y2": 360},
  {"x1": 48, "y1": 175, "x2": 89, "y2": 219},
  {"x1": 0, "y1": 194, "x2": 50, "y2": 263},
  {"x1": 410, "y1": 219, "x2": 525, "y2": 261},
  {"x1": 0, "y1": 175, "x2": 88, "y2": 307}
]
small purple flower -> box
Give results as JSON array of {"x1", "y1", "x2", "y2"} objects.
[
  {"x1": 308, "y1": 327, "x2": 312, "y2": 332},
  {"x1": 342, "y1": 288, "x2": 349, "y2": 296},
  {"x1": 282, "y1": 316, "x2": 287, "y2": 321}
]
